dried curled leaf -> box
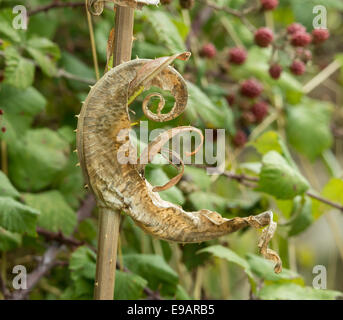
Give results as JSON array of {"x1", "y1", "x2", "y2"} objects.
[{"x1": 76, "y1": 53, "x2": 282, "y2": 273}]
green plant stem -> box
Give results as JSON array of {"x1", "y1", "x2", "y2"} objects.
[{"x1": 85, "y1": 0, "x2": 100, "y2": 80}]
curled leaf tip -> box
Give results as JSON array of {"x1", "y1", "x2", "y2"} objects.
[{"x1": 257, "y1": 211, "x2": 283, "y2": 274}]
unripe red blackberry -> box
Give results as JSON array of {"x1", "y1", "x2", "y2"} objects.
[
  {"x1": 225, "y1": 94, "x2": 235, "y2": 106},
  {"x1": 254, "y1": 27, "x2": 274, "y2": 47},
  {"x1": 251, "y1": 101, "x2": 269, "y2": 122},
  {"x1": 260, "y1": 0, "x2": 279, "y2": 11},
  {"x1": 1, "y1": 127, "x2": 6, "y2": 133},
  {"x1": 291, "y1": 32, "x2": 312, "y2": 47},
  {"x1": 160, "y1": 0, "x2": 173, "y2": 4},
  {"x1": 287, "y1": 23, "x2": 306, "y2": 35},
  {"x1": 241, "y1": 111, "x2": 256, "y2": 124},
  {"x1": 296, "y1": 48, "x2": 312, "y2": 63},
  {"x1": 312, "y1": 28, "x2": 330, "y2": 44},
  {"x1": 233, "y1": 130, "x2": 248, "y2": 147},
  {"x1": 240, "y1": 78, "x2": 263, "y2": 98},
  {"x1": 179, "y1": 0, "x2": 194, "y2": 9},
  {"x1": 229, "y1": 47, "x2": 247, "y2": 65},
  {"x1": 290, "y1": 60, "x2": 306, "y2": 75},
  {"x1": 269, "y1": 64, "x2": 283, "y2": 79},
  {"x1": 200, "y1": 43, "x2": 216, "y2": 58},
  {"x1": 0, "y1": 109, "x2": 3, "y2": 115}
]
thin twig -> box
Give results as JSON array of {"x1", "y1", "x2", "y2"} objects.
[
  {"x1": 57, "y1": 69, "x2": 96, "y2": 85},
  {"x1": 36, "y1": 227, "x2": 84, "y2": 247},
  {"x1": 85, "y1": 0, "x2": 101, "y2": 80},
  {"x1": 197, "y1": 165, "x2": 343, "y2": 213},
  {"x1": 303, "y1": 60, "x2": 342, "y2": 94},
  {"x1": 11, "y1": 243, "x2": 62, "y2": 300},
  {"x1": 199, "y1": 0, "x2": 241, "y2": 17},
  {"x1": 306, "y1": 191, "x2": 343, "y2": 212},
  {"x1": 28, "y1": 1, "x2": 85, "y2": 16}
]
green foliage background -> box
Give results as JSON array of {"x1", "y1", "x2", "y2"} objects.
[{"x1": 0, "y1": 0, "x2": 342, "y2": 300}]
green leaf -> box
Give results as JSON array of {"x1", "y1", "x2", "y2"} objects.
[
  {"x1": 26, "y1": 37, "x2": 61, "y2": 60},
  {"x1": 145, "y1": 10, "x2": 186, "y2": 54},
  {"x1": 0, "y1": 84, "x2": 46, "y2": 143},
  {"x1": 54, "y1": 152, "x2": 86, "y2": 210},
  {"x1": 133, "y1": 41, "x2": 170, "y2": 60},
  {"x1": 23, "y1": 190, "x2": 77, "y2": 236},
  {"x1": 288, "y1": 196, "x2": 313, "y2": 237},
  {"x1": 0, "y1": 9, "x2": 21, "y2": 42},
  {"x1": 286, "y1": 99, "x2": 333, "y2": 160},
  {"x1": 251, "y1": 131, "x2": 299, "y2": 170},
  {"x1": 174, "y1": 284, "x2": 191, "y2": 300},
  {"x1": 199, "y1": 245, "x2": 254, "y2": 280},
  {"x1": 251, "y1": 131, "x2": 283, "y2": 155},
  {"x1": 246, "y1": 253, "x2": 302, "y2": 282},
  {"x1": 0, "y1": 170, "x2": 20, "y2": 198},
  {"x1": 64, "y1": 246, "x2": 96, "y2": 299},
  {"x1": 313, "y1": 178, "x2": 343, "y2": 218},
  {"x1": 188, "y1": 191, "x2": 228, "y2": 214},
  {"x1": 144, "y1": 167, "x2": 185, "y2": 205},
  {"x1": 259, "y1": 282, "x2": 343, "y2": 300},
  {"x1": 186, "y1": 81, "x2": 234, "y2": 131},
  {"x1": 26, "y1": 48, "x2": 55, "y2": 76},
  {"x1": 321, "y1": 178, "x2": 343, "y2": 207},
  {"x1": 26, "y1": 37, "x2": 60, "y2": 76},
  {"x1": 258, "y1": 151, "x2": 310, "y2": 199},
  {"x1": 114, "y1": 270, "x2": 148, "y2": 300},
  {"x1": 4, "y1": 47, "x2": 35, "y2": 89},
  {"x1": 183, "y1": 166, "x2": 212, "y2": 191},
  {"x1": 0, "y1": 227, "x2": 21, "y2": 251},
  {"x1": 8, "y1": 128, "x2": 69, "y2": 191},
  {"x1": 0, "y1": 196, "x2": 39, "y2": 236},
  {"x1": 59, "y1": 51, "x2": 95, "y2": 91},
  {"x1": 0, "y1": 84, "x2": 46, "y2": 116},
  {"x1": 123, "y1": 254, "x2": 179, "y2": 292},
  {"x1": 69, "y1": 246, "x2": 96, "y2": 281}
]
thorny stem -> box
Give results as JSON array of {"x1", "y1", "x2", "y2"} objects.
[{"x1": 93, "y1": 4, "x2": 135, "y2": 300}]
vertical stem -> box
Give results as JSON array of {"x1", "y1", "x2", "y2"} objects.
[
  {"x1": 85, "y1": 0, "x2": 100, "y2": 80},
  {"x1": 93, "y1": 4, "x2": 134, "y2": 300},
  {"x1": 113, "y1": 6, "x2": 134, "y2": 66},
  {"x1": 94, "y1": 207, "x2": 121, "y2": 300}
]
